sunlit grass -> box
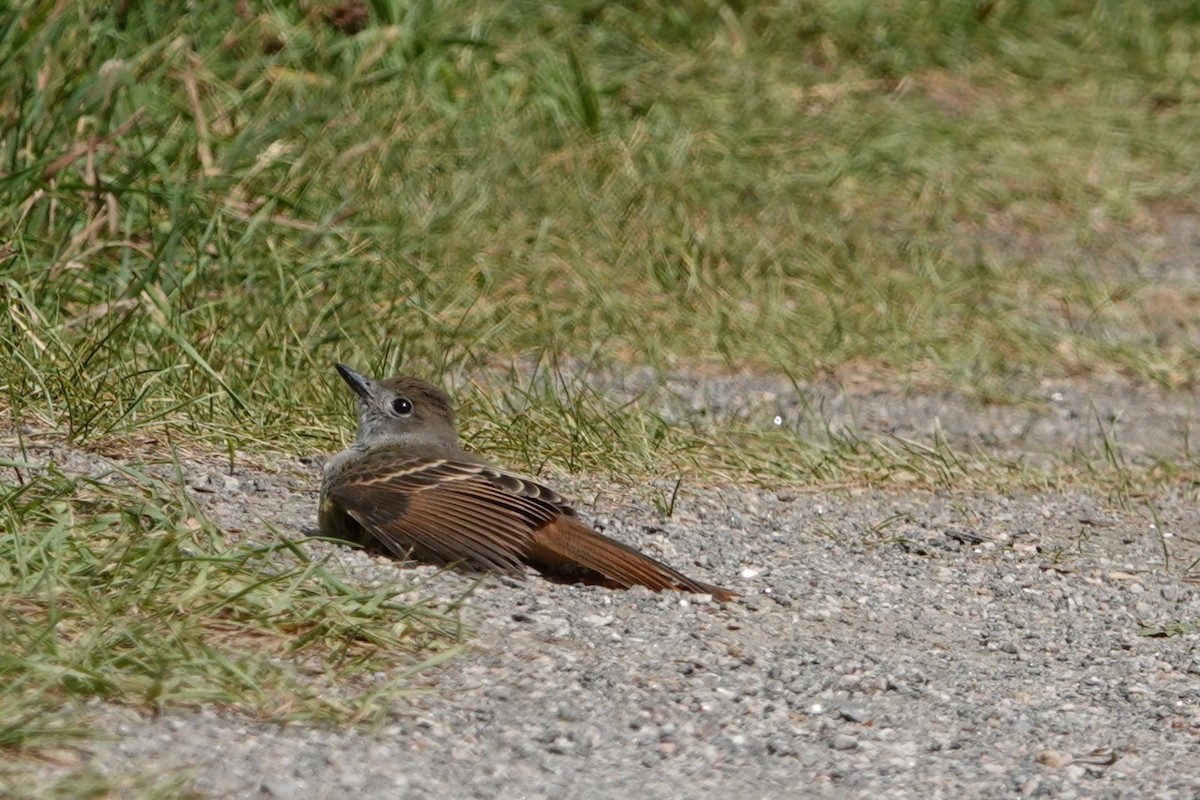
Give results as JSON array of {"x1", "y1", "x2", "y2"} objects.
[
  {"x1": 3, "y1": 1, "x2": 1199, "y2": 458},
  {"x1": 0, "y1": 456, "x2": 464, "y2": 752}
]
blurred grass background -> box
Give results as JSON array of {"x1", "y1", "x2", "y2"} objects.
[
  {"x1": 3, "y1": 0, "x2": 1200, "y2": 782},
  {"x1": 4, "y1": 0, "x2": 1199, "y2": 465}
]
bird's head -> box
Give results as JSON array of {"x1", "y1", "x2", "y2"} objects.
[{"x1": 334, "y1": 364, "x2": 460, "y2": 450}]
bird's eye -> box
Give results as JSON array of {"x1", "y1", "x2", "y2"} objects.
[{"x1": 391, "y1": 397, "x2": 413, "y2": 416}]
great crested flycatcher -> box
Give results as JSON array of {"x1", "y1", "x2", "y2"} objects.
[{"x1": 319, "y1": 364, "x2": 736, "y2": 601}]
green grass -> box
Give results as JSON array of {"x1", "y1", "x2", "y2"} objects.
[
  {"x1": 3, "y1": 0, "x2": 1200, "y2": 458},
  {"x1": 0, "y1": 452, "x2": 463, "y2": 781},
  {"x1": 2, "y1": 0, "x2": 1200, "y2": 774}
]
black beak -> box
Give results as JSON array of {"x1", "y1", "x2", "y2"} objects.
[{"x1": 335, "y1": 364, "x2": 374, "y2": 401}]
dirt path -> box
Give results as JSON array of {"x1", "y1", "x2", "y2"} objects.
[{"x1": 14, "y1": 381, "x2": 1200, "y2": 799}]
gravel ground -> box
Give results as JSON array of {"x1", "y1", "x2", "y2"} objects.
[{"x1": 12, "y1": 380, "x2": 1200, "y2": 799}]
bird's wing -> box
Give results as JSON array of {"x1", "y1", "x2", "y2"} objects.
[
  {"x1": 327, "y1": 449, "x2": 738, "y2": 600},
  {"x1": 526, "y1": 514, "x2": 738, "y2": 601},
  {"x1": 324, "y1": 451, "x2": 563, "y2": 574}
]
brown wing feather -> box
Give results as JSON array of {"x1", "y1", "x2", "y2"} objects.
[
  {"x1": 529, "y1": 516, "x2": 737, "y2": 601},
  {"x1": 326, "y1": 452, "x2": 560, "y2": 574},
  {"x1": 325, "y1": 449, "x2": 736, "y2": 600},
  {"x1": 384, "y1": 490, "x2": 525, "y2": 572}
]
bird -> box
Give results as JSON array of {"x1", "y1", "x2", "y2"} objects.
[{"x1": 319, "y1": 364, "x2": 736, "y2": 601}]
